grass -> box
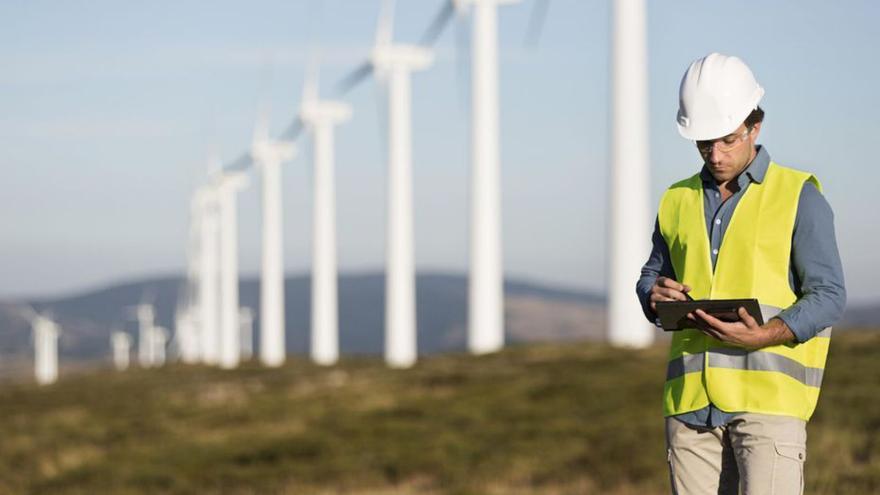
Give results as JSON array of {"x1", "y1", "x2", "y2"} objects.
[{"x1": 0, "y1": 331, "x2": 878, "y2": 494}]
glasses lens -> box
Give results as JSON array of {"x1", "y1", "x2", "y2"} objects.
[{"x1": 697, "y1": 129, "x2": 748, "y2": 154}]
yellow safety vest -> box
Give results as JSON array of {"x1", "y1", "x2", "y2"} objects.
[{"x1": 658, "y1": 162, "x2": 830, "y2": 421}]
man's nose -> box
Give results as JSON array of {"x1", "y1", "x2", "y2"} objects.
[{"x1": 709, "y1": 145, "x2": 724, "y2": 164}]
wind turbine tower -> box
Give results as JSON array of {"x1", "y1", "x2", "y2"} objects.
[
  {"x1": 339, "y1": 0, "x2": 433, "y2": 368},
  {"x1": 239, "y1": 307, "x2": 254, "y2": 360},
  {"x1": 31, "y1": 312, "x2": 60, "y2": 385},
  {"x1": 423, "y1": 0, "x2": 520, "y2": 355},
  {"x1": 133, "y1": 302, "x2": 157, "y2": 367},
  {"x1": 196, "y1": 185, "x2": 222, "y2": 364},
  {"x1": 216, "y1": 170, "x2": 249, "y2": 369},
  {"x1": 379, "y1": 41, "x2": 434, "y2": 369},
  {"x1": 299, "y1": 74, "x2": 351, "y2": 366},
  {"x1": 110, "y1": 331, "x2": 131, "y2": 371},
  {"x1": 253, "y1": 117, "x2": 297, "y2": 367},
  {"x1": 608, "y1": 0, "x2": 653, "y2": 348}
]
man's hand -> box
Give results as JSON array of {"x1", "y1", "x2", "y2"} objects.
[
  {"x1": 649, "y1": 276, "x2": 692, "y2": 312},
  {"x1": 690, "y1": 307, "x2": 795, "y2": 349}
]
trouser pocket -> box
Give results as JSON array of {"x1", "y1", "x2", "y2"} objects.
[{"x1": 773, "y1": 441, "x2": 806, "y2": 495}]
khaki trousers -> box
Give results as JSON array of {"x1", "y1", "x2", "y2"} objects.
[{"x1": 665, "y1": 413, "x2": 807, "y2": 495}]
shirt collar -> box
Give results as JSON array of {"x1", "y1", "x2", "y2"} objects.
[{"x1": 700, "y1": 145, "x2": 771, "y2": 187}]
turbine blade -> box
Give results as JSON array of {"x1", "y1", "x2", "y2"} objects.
[
  {"x1": 303, "y1": 49, "x2": 320, "y2": 104},
  {"x1": 225, "y1": 151, "x2": 254, "y2": 172},
  {"x1": 420, "y1": 0, "x2": 456, "y2": 46},
  {"x1": 524, "y1": 0, "x2": 551, "y2": 47},
  {"x1": 375, "y1": 81, "x2": 389, "y2": 166},
  {"x1": 280, "y1": 117, "x2": 305, "y2": 141},
  {"x1": 336, "y1": 62, "x2": 374, "y2": 95},
  {"x1": 375, "y1": 0, "x2": 397, "y2": 47},
  {"x1": 455, "y1": 11, "x2": 471, "y2": 110}
]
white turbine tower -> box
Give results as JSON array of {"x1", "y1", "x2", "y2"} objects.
[
  {"x1": 110, "y1": 331, "x2": 132, "y2": 371},
  {"x1": 422, "y1": 0, "x2": 520, "y2": 355},
  {"x1": 151, "y1": 326, "x2": 169, "y2": 366},
  {"x1": 22, "y1": 308, "x2": 60, "y2": 386},
  {"x1": 130, "y1": 301, "x2": 157, "y2": 367},
  {"x1": 608, "y1": 0, "x2": 653, "y2": 348},
  {"x1": 175, "y1": 193, "x2": 205, "y2": 364},
  {"x1": 252, "y1": 113, "x2": 297, "y2": 368},
  {"x1": 298, "y1": 70, "x2": 351, "y2": 366},
  {"x1": 339, "y1": 0, "x2": 433, "y2": 369},
  {"x1": 239, "y1": 307, "x2": 254, "y2": 361},
  {"x1": 216, "y1": 170, "x2": 249, "y2": 369},
  {"x1": 196, "y1": 185, "x2": 222, "y2": 364}
]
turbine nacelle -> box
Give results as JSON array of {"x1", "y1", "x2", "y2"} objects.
[
  {"x1": 251, "y1": 139, "x2": 296, "y2": 167},
  {"x1": 299, "y1": 100, "x2": 352, "y2": 127},
  {"x1": 214, "y1": 170, "x2": 249, "y2": 193},
  {"x1": 371, "y1": 45, "x2": 435, "y2": 75}
]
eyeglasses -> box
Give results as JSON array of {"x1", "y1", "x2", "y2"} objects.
[{"x1": 696, "y1": 128, "x2": 752, "y2": 155}]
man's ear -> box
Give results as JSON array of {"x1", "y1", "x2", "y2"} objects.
[{"x1": 750, "y1": 121, "x2": 762, "y2": 142}]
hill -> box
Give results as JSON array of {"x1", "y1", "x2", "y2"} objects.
[
  {"x1": 0, "y1": 333, "x2": 878, "y2": 494},
  {"x1": 0, "y1": 272, "x2": 607, "y2": 367}
]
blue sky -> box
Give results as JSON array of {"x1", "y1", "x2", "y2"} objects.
[{"x1": 1, "y1": 0, "x2": 878, "y2": 304}]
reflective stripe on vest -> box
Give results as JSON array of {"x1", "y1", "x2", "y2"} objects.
[{"x1": 658, "y1": 162, "x2": 830, "y2": 421}]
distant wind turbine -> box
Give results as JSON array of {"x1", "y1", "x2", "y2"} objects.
[
  {"x1": 215, "y1": 170, "x2": 249, "y2": 369},
  {"x1": 195, "y1": 184, "x2": 221, "y2": 365},
  {"x1": 20, "y1": 306, "x2": 61, "y2": 385},
  {"x1": 295, "y1": 66, "x2": 352, "y2": 366},
  {"x1": 110, "y1": 331, "x2": 131, "y2": 371},
  {"x1": 252, "y1": 110, "x2": 297, "y2": 368},
  {"x1": 338, "y1": 0, "x2": 434, "y2": 369},
  {"x1": 422, "y1": 0, "x2": 521, "y2": 355}
]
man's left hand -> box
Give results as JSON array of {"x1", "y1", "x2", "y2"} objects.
[{"x1": 690, "y1": 307, "x2": 794, "y2": 349}]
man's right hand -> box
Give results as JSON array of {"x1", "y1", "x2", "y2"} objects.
[{"x1": 649, "y1": 276, "x2": 692, "y2": 311}]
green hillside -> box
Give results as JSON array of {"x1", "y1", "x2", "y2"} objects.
[{"x1": 1, "y1": 332, "x2": 878, "y2": 495}]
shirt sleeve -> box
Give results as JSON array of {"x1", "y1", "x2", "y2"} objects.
[
  {"x1": 776, "y1": 182, "x2": 847, "y2": 342},
  {"x1": 636, "y1": 217, "x2": 677, "y2": 325}
]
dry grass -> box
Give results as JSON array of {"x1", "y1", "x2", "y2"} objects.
[{"x1": 0, "y1": 332, "x2": 877, "y2": 494}]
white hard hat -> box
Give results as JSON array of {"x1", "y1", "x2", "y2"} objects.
[{"x1": 676, "y1": 53, "x2": 764, "y2": 140}]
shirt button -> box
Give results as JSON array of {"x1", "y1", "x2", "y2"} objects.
[
  {"x1": 712, "y1": 249, "x2": 719, "y2": 255},
  {"x1": 715, "y1": 192, "x2": 720, "y2": 198},
  {"x1": 715, "y1": 219, "x2": 721, "y2": 225}
]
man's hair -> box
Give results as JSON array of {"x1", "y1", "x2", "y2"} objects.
[{"x1": 744, "y1": 106, "x2": 765, "y2": 129}]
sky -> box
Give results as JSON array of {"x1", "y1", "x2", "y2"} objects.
[{"x1": 1, "y1": 0, "x2": 878, "y2": 304}]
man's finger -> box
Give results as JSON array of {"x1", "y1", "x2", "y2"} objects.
[
  {"x1": 658, "y1": 277, "x2": 686, "y2": 292},
  {"x1": 695, "y1": 309, "x2": 726, "y2": 329},
  {"x1": 738, "y1": 307, "x2": 758, "y2": 328}
]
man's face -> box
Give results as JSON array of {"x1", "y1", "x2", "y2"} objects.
[{"x1": 697, "y1": 122, "x2": 761, "y2": 184}]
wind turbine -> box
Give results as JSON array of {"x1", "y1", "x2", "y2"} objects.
[
  {"x1": 608, "y1": 0, "x2": 653, "y2": 348},
  {"x1": 20, "y1": 306, "x2": 60, "y2": 385},
  {"x1": 239, "y1": 307, "x2": 254, "y2": 361},
  {"x1": 338, "y1": 0, "x2": 434, "y2": 369},
  {"x1": 151, "y1": 325, "x2": 169, "y2": 366},
  {"x1": 252, "y1": 111, "x2": 297, "y2": 368},
  {"x1": 130, "y1": 300, "x2": 157, "y2": 367},
  {"x1": 422, "y1": 0, "x2": 520, "y2": 355},
  {"x1": 195, "y1": 184, "x2": 221, "y2": 365},
  {"x1": 175, "y1": 192, "x2": 205, "y2": 364},
  {"x1": 297, "y1": 68, "x2": 351, "y2": 366},
  {"x1": 215, "y1": 170, "x2": 249, "y2": 369},
  {"x1": 110, "y1": 331, "x2": 132, "y2": 371}
]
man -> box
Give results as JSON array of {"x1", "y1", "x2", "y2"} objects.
[{"x1": 636, "y1": 53, "x2": 846, "y2": 495}]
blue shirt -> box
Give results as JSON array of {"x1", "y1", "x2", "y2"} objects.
[{"x1": 636, "y1": 146, "x2": 847, "y2": 427}]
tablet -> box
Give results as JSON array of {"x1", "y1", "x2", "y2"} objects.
[{"x1": 655, "y1": 298, "x2": 764, "y2": 331}]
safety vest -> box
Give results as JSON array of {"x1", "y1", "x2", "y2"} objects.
[{"x1": 658, "y1": 162, "x2": 831, "y2": 421}]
